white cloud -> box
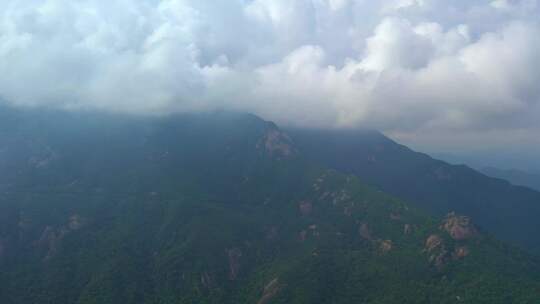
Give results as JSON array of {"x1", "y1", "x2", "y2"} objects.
[{"x1": 1, "y1": 0, "x2": 540, "y2": 151}]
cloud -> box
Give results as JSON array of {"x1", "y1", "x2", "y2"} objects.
[{"x1": 1, "y1": 0, "x2": 540, "y2": 151}]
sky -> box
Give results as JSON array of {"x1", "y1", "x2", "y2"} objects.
[{"x1": 1, "y1": 0, "x2": 540, "y2": 164}]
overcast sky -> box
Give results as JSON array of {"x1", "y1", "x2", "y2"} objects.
[{"x1": 1, "y1": 0, "x2": 540, "y2": 160}]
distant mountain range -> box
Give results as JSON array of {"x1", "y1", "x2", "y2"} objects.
[
  {"x1": 0, "y1": 106, "x2": 539, "y2": 303},
  {"x1": 430, "y1": 152, "x2": 540, "y2": 175},
  {"x1": 480, "y1": 167, "x2": 540, "y2": 192}
]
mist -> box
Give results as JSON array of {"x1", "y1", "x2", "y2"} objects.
[{"x1": 1, "y1": 0, "x2": 540, "y2": 159}]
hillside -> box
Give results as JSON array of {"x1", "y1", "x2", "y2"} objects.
[
  {"x1": 0, "y1": 107, "x2": 539, "y2": 303},
  {"x1": 481, "y1": 167, "x2": 540, "y2": 192},
  {"x1": 286, "y1": 128, "x2": 540, "y2": 253}
]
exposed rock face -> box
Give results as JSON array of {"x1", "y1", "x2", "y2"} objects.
[
  {"x1": 430, "y1": 250, "x2": 449, "y2": 269},
  {"x1": 37, "y1": 226, "x2": 60, "y2": 260},
  {"x1": 425, "y1": 234, "x2": 448, "y2": 268},
  {"x1": 227, "y1": 248, "x2": 242, "y2": 281},
  {"x1": 390, "y1": 213, "x2": 401, "y2": 221},
  {"x1": 359, "y1": 223, "x2": 372, "y2": 240},
  {"x1": 453, "y1": 246, "x2": 470, "y2": 259},
  {"x1": 331, "y1": 189, "x2": 351, "y2": 205},
  {"x1": 379, "y1": 240, "x2": 393, "y2": 254},
  {"x1": 68, "y1": 214, "x2": 83, "y2": 230},
  {"x1": 299, "y1": 201, "x2": 313, "y2": 216},
  {"x1": 299, "y1": 230, "x2": 307, "y2": 242},
  {"x1": 425, "y1": 233, "x2": 470, "y2": 268},
  {"x1": 257, "y1": 278, "x2": 281, "y2": 304},
  {"x1": 299, "y1": 225, "x2": 319, "y2": 241},
  {"x1": 257, "y1": 128, "x2": 296, "y2": 158},
  {"x1": 32, "y1": 215, "x2": 86, "y2": 261},
  {"x1": 425, "y1": 234, "x2": 444, "y2": 252},
  {"x1": 313, "y1": 175, "x2": 326, "y2": 191},
  {"x1": 200, "y1": 271, "x2": 214, "y2": 289},
  {"x1": 310, "y1": 225, "x2": 320, "y2": 238},
  {"x1": 403, "y1": 224, "x2": 412, "y2": 235},
  {"x1": 441, "y1": 213, "x2": 478, "y2": 241}
]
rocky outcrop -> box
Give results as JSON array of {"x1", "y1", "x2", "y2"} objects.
[
  {"x1": 379, "y1": 240, "x2": 393, "y2": 254},
  {"x1": 299, "y1": 230, "x2": 308, "y2": 242},
  {"x1": 309, "y1": 225, "x2": 320, "y2": 238},
  {"x1": 299, "y1": 225, "x2": 320, "y2": 242},
  {"x1": 35, "y1": 215, "x2": 86, "y2": 261},
  {"x1": 453, "y1": 246, "x2": 470, "y2": 259},
  {"x1": 441, "y1": 213, "x2": 478, "y2": 241},
  {"x1": 257, "y1": 278, "x2": 281, "y2": 304},
  {"x1": 359, "y1": 223, "x2": 372, "y2": 240},
  {"x1": 37, "y1": 226, "x2": 61, "y2": 260},
  {"x1": 425, "y1": 234, "x2": 444, "y2": 252},
  {"x1": 200, "y1": 271, "x2": 215, "y2": 289},
  {"x1": 425, "y1": 234, "x2": 449, "y2": 268},
  {"x1": 227, "y1": 248, "x2": 242, "y2": 281},
  {"x1": 423, "y1": 213, "x2": 477, "y2": 268},
  {"x1": 257, "y1": 128, "x2": 296, "y2": 158},
  {"x1": 403, "y1": 224, "x2": 412, "y2": 235},
  {"x1": 313, "y1": 175, "x2": 326, "y2": 191},
  {"x1": 331, "y1": 189, "x2": 351, "y2": 206},
  {"x1": 425, "y1": 233, "x2": 470, "y2": 268},
  {"x1": 343, "y1": 206, "x2": 352, "y2": 217},
  {"x1": 390, "y1": 213, "x2": 402, "y2": 221},
  {"x1": 68, "y1": 214, "x2": 83, "y2": 230},
  {"x1": 299, "y1": 201, "x2": 313, "y2": 216}
]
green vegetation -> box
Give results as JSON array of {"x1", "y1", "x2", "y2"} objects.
[
  {"x1": 0, "y1": 108, "x2": 539, "y2": 303},
  {"x1": 287, "y1": 128, "x2": 540, "y2": 253}
]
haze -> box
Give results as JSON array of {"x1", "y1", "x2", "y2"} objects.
[{"x1": 1, "y1": 0, "x2": 539, "y2": 168}]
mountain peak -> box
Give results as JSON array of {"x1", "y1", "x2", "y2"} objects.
[
  {"x1": 1, "y1": 109, "x2": 540, "y2": 303},
  {"x1": 257, "y1": 126, "x2": 297, "y2": 159}
]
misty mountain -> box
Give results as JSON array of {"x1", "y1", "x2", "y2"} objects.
[
  {"x1": 429, "y1": 152, "x2": 540, "y2": 175},
  {"x1": 287, "y1": 128, "x2": 540, "y2": 253},
  {"x1": 480, "y1": 167, "x2": 540, "y2": 192},
  {"x1": 1, "y1": 107, "x2": 539, "y2": 303}
]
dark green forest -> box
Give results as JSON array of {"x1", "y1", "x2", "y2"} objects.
[
  {"x1": 0, "y1": 107, "x2": 539, "y2": 303},
  {"x1": 287, "y1": 128, "x2": 540, "y2": 253}
]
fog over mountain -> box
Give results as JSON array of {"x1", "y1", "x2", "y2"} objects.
[
  {"x1": 3, "y1": 3, "x2": 540, "y2": 301},
  {"x1": 1, "y1": 0, "x2": 540, "y2": 154}
]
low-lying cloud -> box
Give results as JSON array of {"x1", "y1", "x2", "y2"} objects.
[{"x1": 1, "y1": 0, "x2": 540, "y2": 151}]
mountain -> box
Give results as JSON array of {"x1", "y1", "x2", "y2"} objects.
[
  {"x1": 430, "y1": 152, "x2": 540, "y2": 174},
  {"x1": 0, "y1": 106, "x2": 539, "y2": 303},
  {"x1": 481, "y1": 167, "x2": 540, "y2": 192},
  {"x1": 286, "y1": 128, "x2": 540, "y2": 253}
]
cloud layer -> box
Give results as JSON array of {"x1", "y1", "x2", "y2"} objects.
[{"x1": 1, "y1": 0, "x2": 540, "y2": 150}]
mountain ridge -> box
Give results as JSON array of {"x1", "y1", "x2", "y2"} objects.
[
  {"x1": 480, "y1": 166, "x2": 540, "y2": 192},
  {"x1": 286, "y1": 128, "x2": 540, "y2": 253},
  {"x1": 0, "y1": 106, "x2": 539, "y2": 303}
]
